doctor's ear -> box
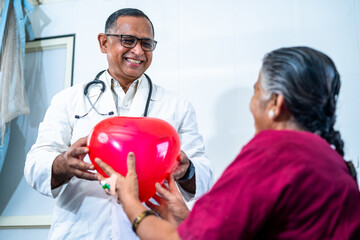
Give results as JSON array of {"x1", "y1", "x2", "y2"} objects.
[{"x1": 98, "y1": 33, "x2": 109, "y2": 53}]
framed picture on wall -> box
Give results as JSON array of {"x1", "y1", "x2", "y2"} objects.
[
  {"x1": 25, "y1": 34, "x2": 75, "y2": 88},
  {"x1": 0, "y1": 34, "x2": 75, "y2": 229}
]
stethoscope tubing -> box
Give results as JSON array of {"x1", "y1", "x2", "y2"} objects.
[{"x1": 75, "y1": 70, "x2": 153, "y2": 119}]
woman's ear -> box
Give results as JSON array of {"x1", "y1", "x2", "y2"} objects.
[
  {"x1": 98, "y1": 33, "x2": 109, "y2": 53},
  {"x1": 266, "y1": 94, "x2": 278, "y2": 120},
  {"x1": 273, "y1": 95, "x2": 288, "y2": 120}
]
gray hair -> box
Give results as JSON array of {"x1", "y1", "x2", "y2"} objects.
[{"x1": 260, "y1": 46, "x2": 344, "y2": 156}]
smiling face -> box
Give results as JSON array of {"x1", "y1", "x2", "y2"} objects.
[{"x1": 99, "y1": 16, "x2": 154, "y2": 85}]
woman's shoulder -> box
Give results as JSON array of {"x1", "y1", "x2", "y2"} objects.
[
  {"x1": 245, "y1": 129, "x2": 326, "y2": 150},
  {"x1": 233, "y1": 129, "x2": 337, "y2": 171}
]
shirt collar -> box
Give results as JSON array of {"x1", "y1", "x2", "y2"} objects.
[
  {"x1": 104, "y1": 70, "x2": 142, "y2": 92},
  {"x1": 105, "y1": 70, "x2": 145, "y2": 107}
]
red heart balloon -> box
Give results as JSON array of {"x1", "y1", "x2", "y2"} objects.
[{"x1": 87, "y1": 116, "x2": 180, "y2": 202}]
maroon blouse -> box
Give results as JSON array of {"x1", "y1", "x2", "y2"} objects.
[{"x1": 178, "y1": 130, "x2": 360, "y2": 239}]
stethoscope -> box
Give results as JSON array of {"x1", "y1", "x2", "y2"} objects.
[{"x1": 75, "y1": 70, "x2": 153, "y2": 119}]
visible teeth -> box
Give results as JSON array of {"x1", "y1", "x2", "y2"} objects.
[{"x1": 127, "y1": 58, "x2": 141, "y2": 64}]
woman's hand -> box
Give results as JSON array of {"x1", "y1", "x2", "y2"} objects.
[
  {"x1": 95, "y1": 152, "x2": 140, "y2": 205},
  {"x1": 146, "y1": 173, "x2": 190, "y2": 226},
  {"x1": 96, "y1": 153, "x2": 190, "y2": 226}
]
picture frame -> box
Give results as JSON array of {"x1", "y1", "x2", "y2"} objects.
[{"x1": 25, "y1": 34, "x2": 75, "y2": 88}]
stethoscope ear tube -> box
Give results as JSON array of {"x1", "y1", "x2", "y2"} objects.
[
  {"x1": 84, "y1": 80, "x2": 105, "y2": 95},
  {"x1": 84, "y1": 70, "x2": 107, "y2": 95}
]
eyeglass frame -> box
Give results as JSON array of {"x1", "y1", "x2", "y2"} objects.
[{"x1": 106, "y1": 34, "x2": 158, "y2": 52}]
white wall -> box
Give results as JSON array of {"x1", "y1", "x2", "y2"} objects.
[
  {"x1": 1, "y1": 0, "x2": 360, "y2": 238},
  {"x1": 28, "y1": 0, "x2": 360, "y2": 178}
]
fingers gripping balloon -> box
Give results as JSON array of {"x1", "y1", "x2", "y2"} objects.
[{"x1": 87, "y1": 117, "x2": 181, "y2": 202}]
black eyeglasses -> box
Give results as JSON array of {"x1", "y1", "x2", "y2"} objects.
[{"x1": 106, "y1": 34, "x2": 157, "y2": 52}]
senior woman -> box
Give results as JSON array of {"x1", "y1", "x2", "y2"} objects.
[{"x1": 95, "y1": 46, "x2": 360, "y2": 239}]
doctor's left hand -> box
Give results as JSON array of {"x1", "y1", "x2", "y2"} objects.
[
  {"x1": 172, "y1": 150, "x2": 195, "y2": 194},
  {"x1": 172, "y1": 150, "x2": 190, "y2": 180},
  {"x1": 51, "y1": 136, "x2": 97, "y2": 189}
]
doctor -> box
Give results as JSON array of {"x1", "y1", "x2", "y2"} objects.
[{"x1": 24, "y1": 8, "x2": 214, "y2": 239}]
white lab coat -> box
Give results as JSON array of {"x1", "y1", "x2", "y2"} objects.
[{"x1": 24, "y1": 72, "x2": 214, "y2": 240}]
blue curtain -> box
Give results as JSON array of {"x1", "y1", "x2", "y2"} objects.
[{"x1": 0, "y1": 0, "x2": 34, "y2": 172}]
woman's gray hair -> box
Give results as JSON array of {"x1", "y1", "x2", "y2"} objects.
[{"x1": 260, "y1": 46, "x2": 344, "y2": 156}]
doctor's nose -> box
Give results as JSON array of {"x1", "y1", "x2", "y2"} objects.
[{"x1": 130, "y1": 42, "x2": 144, "y2": 55}]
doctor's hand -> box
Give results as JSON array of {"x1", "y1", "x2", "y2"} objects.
[
  {"x1": 172, "y1": 151, "x2": 196, "y2": 194},
  {"x1": 51, "y1": 136, "x2": 97, "y2": 189},
  {"x1": 172, "y1": 151, "x2": 190, "y2": 180}
]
